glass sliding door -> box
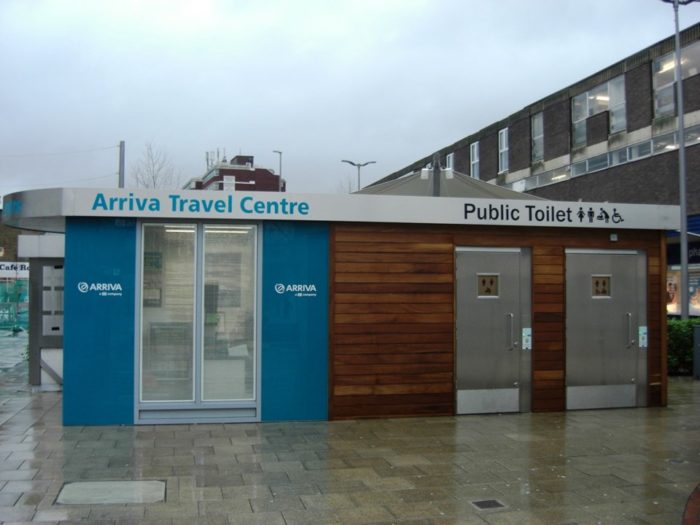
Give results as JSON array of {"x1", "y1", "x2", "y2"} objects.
[
  {"x1": 202, "y1": 226, "x2": 256, "y2": 401},
  {"x1": 138, "y1": 222, "x2": 258, "y2": 421},
  {"x1": 141, "y1": 224, "x2": 196, "y2": 402}
]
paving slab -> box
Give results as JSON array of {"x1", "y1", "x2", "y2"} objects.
[{"x1": 0, "y1": 335, "x2": 697, "y2": 525}]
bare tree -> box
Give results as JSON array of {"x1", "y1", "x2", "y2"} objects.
[
  {"x1": 131, "y1": 142, "x2": 179, "y2": 188},
  {"x1": 336, "y1": 174, "x2": 355, "y2": 194}
]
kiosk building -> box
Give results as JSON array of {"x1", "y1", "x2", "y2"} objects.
[{"x1": 3, "y1": 187, "x2": 678, "y2": 425}]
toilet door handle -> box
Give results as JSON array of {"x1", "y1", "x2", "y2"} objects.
[
  {"x1": 626, "y1": 312, "x2": 636, "y2": 348},
  {"x1": 506, "y1": 313, "x2": 516, "y2": 351}
]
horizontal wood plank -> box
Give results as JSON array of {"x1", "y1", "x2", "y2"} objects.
[
  {"x1": 335, "y1": 242, "x2": 453, "y2": 253},
  {"x1": 334, "y1": 323, "x2": 453, "y2": 334},
  {"x1": 336, "y1": 293, "x2": 453, "y2": 304},
  {"x1": 335, "y1": 252, "x2": 453, "y2": 263},
  {"x1": 335, "y1": 273, "x2": 453, "y2": 283},
  {"x1": 336, "y1": 262, "x2": 453, "y2": 274},
  {"x1": 334, "y1": 283, "x2": 454, "y2": 293},
  {"x1": 335, "y1": 303, "x2": 453, "y2": 314},
  {"x1": 334, "y1": 353, "x2": 452, "y2": 365},
  {"x1": 335, "y1": 313, "x2": 454, "y2": 324}
]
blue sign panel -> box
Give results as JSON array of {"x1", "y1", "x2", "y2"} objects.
[
  {"x1": 261, "y1": 222, "x2": 329, "y2": 421},
  {"x1": 63, "y1": 218, "x2": 136, "y2": 425}
]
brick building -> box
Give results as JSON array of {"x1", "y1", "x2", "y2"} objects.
[
  {"x1": 374, "y1": 23, "x2": 700, "y2": 315},
  {"x1": 184, "y1": 155, "x2": 285, "y2": 192}
]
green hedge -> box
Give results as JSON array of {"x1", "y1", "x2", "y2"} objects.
[{"x1": 667, "y1": 318, "x2": 700, "y2": 375}]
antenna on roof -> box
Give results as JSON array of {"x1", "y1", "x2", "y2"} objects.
[{"x1": 432, "y1": 152, "x2": 441, "y2": 197}]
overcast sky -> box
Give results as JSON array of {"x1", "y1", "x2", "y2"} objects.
[{"x1": 1, "y1": 0, "x2": 699, "y2": 202}]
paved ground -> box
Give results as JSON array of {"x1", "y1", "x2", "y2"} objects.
[
  {"x1": 0, "y1": 333, "x2": 697, "y2": 524},
  {"x1": 0, "y1": 331, "x2": 27, "y2": 372}
]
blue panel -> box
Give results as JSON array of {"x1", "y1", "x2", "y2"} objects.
[
  {"x1": 261, "y1": 222, "x2": 329, "y2": 421},
  {"x1": 667, "y1": 213, "x2": 700, "y2": 238},
  {"x1": 63, "y1": 218, "x2": 136, "y2": 425}
]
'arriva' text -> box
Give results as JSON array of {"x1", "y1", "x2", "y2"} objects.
[{"x1": 91, "y1": 193, "x2": 310, "y2": 216}]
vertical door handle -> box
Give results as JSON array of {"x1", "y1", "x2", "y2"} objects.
[
  {"x1": 626, "y1": 312, "x2": 636, "y2": 348},
  {"x1": 506, "y1": 313, "x2": 515, "y2": 351}
]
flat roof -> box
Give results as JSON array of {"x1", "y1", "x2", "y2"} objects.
[{"x1": 1, "y1": 187, "x2": 680, "y2": 233}]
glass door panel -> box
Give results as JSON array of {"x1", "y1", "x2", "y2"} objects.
[
  {"x1": 202, "y1": 225, "x2": 256, "y2": 401},
  {"x1": 141, "y1": 224, "x2": 196, "y2": 402}
]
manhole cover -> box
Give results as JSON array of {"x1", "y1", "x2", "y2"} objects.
[
  {"x1": 471, "y1": 499, "x2": 505, "y2": 510},
  {"x1": 57, "y1": 480, "x2": 166, "y2": 505}
]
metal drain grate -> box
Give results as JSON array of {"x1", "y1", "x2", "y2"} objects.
[{"x1": 471, "y1": 499, "x2": 505, "y2": 510}]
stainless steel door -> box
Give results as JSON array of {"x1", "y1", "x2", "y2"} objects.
[
  {"x1": 455, "y1": 248, "x2": 531, "y2": 414},
  {"x1": 565, "y1": 250, "x2": 647, "y2": 409}
]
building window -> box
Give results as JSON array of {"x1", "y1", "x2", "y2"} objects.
[
  {"x1": 498, "y1": 128, "x2": 508, "y2": 174},
  {"x1": 571, "y1": 75, "x2": 626, "y2": 148},
  {"x1": 653, "y1": 41, "x2": 700, "y2": 118},
  {"x1": 608, "y1": 76, "x2": 626, "y2": 134},
  {"x1": 531, "y1": 112, "x2": 544, "y2": 162},
  {"x1": 445, "y1": 152, "x2": 454, "y2": 169},
  {"x1": 470, "y1": 142, "x2": 479, "y2": 179}
]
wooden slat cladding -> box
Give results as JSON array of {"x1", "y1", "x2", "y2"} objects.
[
  {"x1": 330, "y1": 225, "x2": 455, "y2": 419},
  {"x1": 329, "y1": 223, "x2": 667, "y2": 419},
  {"x1": 532, "y1": 247, "x2": 565, "y2": 412}
]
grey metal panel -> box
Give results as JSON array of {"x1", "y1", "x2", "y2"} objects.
[
  {"x1": 41, "y1": 315, "x2": 63, "y2": 336},
  {"x1": 42, "y1": 265, "x2": 64, "y2": 287},
  {"x1": 565, "y1": 251, "x2": 646, "y2": 409},
  {"x1": 137, "y1": 407, "x2": 257, "y2": 423},
  {"x1": 457, "y1": 388, "x2": 519, "y2": 414},
  {"x1": 455, "y1": 248, "x2": 531, "y2": 414},
  {"x1": 566, "y1": 385, "x2": 636, "y2": 409},
  {"x1": 28, "y1": 259, "x2": 64, "y2": 386},
  {"x1": 194, "y1": 224, "x2": 204, "y2": 404},
  {"x1": 565, "y1": 249, "x2": 639, "y2": 255},
  {"x1": 41, "y1": 290, "x2": 63, "y2": 312}
]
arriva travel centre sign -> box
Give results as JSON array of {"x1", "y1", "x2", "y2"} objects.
[{"x1": 2, "y1": 188, "x2": 680, "y2": 232}]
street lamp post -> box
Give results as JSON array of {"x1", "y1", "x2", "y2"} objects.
[
  {"x1": 273, "y1": 150, "x2": 282, "y2": 191},
  {"x1": 341, "y1": 160, "x2": 376, "y2": 192},
  {"x1": 662, "y1": 0, "x2": 695, "y2": 319}
]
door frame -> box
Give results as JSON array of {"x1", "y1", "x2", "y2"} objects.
[
  {"x1": 454, "y1": 247, "x2": 532, "y2": 414},
  {"x1": 564, "y1": 248, "x2": 647, "y2": 409},
  {"x1": 133, "y1": 220, "x2": 264, "y2": 424}
]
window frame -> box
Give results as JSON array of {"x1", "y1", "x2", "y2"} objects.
[
  {"x1": 653, "y1": 41, "x2": 700, "y2": 118},
  {"x1": 570, "y1": 75, "x2": 626, "y2": 147},
  {"x1": 445, "y1": 152, "x2": 454, "y2": 170},
  {"x1": 531, "y1": 112, "x2": 544, "y2": 162},
  {"x1": 498, "y1": 128, "x2": 509, "y2": 174},
  {"x1": 470, "y1": 141, "x2": 480, "y2": 180}
]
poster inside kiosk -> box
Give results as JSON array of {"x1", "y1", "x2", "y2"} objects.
[{"x1": 1, "y1": 188, "x2": 680, "y2": 232}]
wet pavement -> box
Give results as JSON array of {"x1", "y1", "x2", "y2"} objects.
[
  {"x1": 0, "y1": 331, "x2": 696, "y2": 524},
  {"x1": 0, "y1": 331, "x2": 28, "y2": 372}
]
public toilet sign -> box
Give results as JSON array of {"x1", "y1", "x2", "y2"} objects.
[{"x1": 2, "y1": 188, "x2": 680, "y2": 232}]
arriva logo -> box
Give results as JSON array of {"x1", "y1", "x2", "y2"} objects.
[
  {"x1": 77, "y1": 281, "x2": 123, "y2": 297},
  {"x1": 274, "y1": 283, "x2": 318, "y2": 297}
]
